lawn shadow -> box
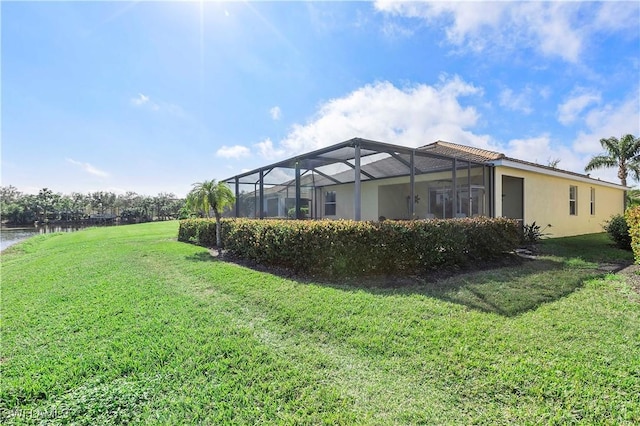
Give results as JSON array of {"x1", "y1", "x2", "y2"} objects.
[
  {"x1": 403, "y1": 259, "x2": 605, "y2": 317},
  {"x1": 185, "y1": 251, "x2": 220, "y2": 263},
  {"x1": 220, "y1": 253, "x2": 610, "y2": 317}
]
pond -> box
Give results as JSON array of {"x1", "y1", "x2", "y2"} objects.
[{"x1": 0, "y1": 225, "x2": 88, "y2": 252}]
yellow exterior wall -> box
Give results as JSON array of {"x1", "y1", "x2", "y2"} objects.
[
  {"x1": 327, "y1": 181, "x2": 380, "y2": 221},
  {"x1": 494, "y1": 166, "x2": 625, "y2": 237}
]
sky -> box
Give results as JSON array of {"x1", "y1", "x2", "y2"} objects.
[{"x1": 2, "y1": 1, "x2": 639, "y2": 197}]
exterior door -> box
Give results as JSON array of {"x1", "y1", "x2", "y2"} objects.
[{"x1": 502, "y1": 176, "x2": 524, "y2": 220}]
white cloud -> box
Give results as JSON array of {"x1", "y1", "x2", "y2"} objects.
[
  {"x1": 499, "y1": 87, "x2": 533, "y2": 114},
  {"x1": 66, "y1": 158, "x2": 110, "y2": 178},
  {"x1": 593, "y1": 2, "x2": 640, "y2": 33},
  {"x1": 130, "y1": 93, "x2": 186, "y2": 116},
  {"x1": 216, "y1": 145, "x2": 251, "y2": 159},
  {"x1": 269, "y1": 106, "x2": 282, "y2": 120},
  {"x1": 573, "y1": 97, "x2": 640, "y2": 155},
  {"x1": 131, "y1": 93, "x2": 151, "y2": 107},
  {"x1": 254, "y1": 138, "x2": 285, "y2": 160},
  {"x1": 374, "y1": 1, "x2": 631, "y2": 63},
  {"x1": 505, "y1": 135, "x2": 583, "y2": 172},
  {"x1": 381, "y1": 21, "x2": 417, "y2": 38},
  {"x1": 276, "y1": 76, "x2": 494, "y2": 156},
  {"x1": 557, "y1": 89, "x2": 601, "y2": 125}
]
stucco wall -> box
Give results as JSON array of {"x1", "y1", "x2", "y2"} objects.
[
  {"x1": 326, "y1": 182, "x2": 380, "y2": 221},
  {"x1": 494, "y1": 166, "x2": 625, "y2": 237}
]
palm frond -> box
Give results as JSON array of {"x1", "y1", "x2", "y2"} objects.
[{"x1": 585, "y1": 155, "x2": 616, "y2": 172}]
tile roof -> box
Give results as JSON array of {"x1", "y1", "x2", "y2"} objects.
[
  {"x1": 417, "y1": 140, "x2": 505, "y2": 162},
  {"x1": 417, "y1": 140, "x2": 619, "y2": 185}
]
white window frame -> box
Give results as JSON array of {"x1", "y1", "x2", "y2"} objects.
[
  {"x1": 590, "y1": 187, "x2": 595, "y2": 215},
  {"x1": 569, "y1": 185, "x2": 578, "y2": 216},
  {"x1": 324, "y1": 191, "x2": 336, "y2": 216}
]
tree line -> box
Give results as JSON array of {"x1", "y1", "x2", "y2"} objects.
[{"x1": 0, "y1": 186, "x2": 187, "y2": 225}]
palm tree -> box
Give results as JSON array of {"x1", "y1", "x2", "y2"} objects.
[
  {"x1": 585, "y1": 134, "x2": 640, "y2": 187},
  {"x1": 187, "y1": 179, "x2": 235, "y2": 253}
]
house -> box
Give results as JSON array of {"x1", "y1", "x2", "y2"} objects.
[{"x1": 223, "y1": 138, "x2": 627, "y2": 237}]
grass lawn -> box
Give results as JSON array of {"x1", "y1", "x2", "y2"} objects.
[{"x1": 1, "y1": 222, "x2": 639, "y2": 424}]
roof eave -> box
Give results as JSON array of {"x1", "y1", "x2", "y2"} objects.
[{"x1": 492, "y1": 158, "x2": 629, "y2": 190}]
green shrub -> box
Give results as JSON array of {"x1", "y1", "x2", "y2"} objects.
[
  {"x1": 521, "y1": 222, "x2": 552, "y2": 244},
  {"x1": 177, "y1": 218, "x2": 218, "y2": 246},
  {"x1": 287, "y1": 207, "x2": 310, "y2": 218},
  {"x1": 179, "y1": 217, "x2": 521, "y2": 277},
  {"x1": 625, "y1": 207, "x2": 640, "y2": 262},
  {"x1": 604, "y1": 214, "x2": 631, "y2": 250}
]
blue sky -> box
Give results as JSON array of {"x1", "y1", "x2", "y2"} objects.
[{"x1": 2, "y1": 1, "x2": 639, "y2": 197}]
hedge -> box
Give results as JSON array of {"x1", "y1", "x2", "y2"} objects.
[
  {"x1": 177, "y1": 218, "x2": 217, "y2": 246},
  {"x1": 178, "y1": 217, "x2": 520, "y2": 277},
  {"x1": 625, "y1": 207, "x2": 640, "y2": 263}
]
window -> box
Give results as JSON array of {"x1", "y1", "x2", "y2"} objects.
[
  {"x1": 590, "y1": 187, "x2": 595, "y2": 215},
  {"x1": 569, "y1": 185, "x2": 578, "y2": 215},
  {"x1": 324, "y1": 191, "x2": 336, "y2": 216}
]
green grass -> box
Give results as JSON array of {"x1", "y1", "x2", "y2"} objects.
[
  {"x1": 540, "y1": 232, "x2": 634, "y2": 264},
  {"x1": 1, "y1": 223, "x2": 639, "y2": 424}
]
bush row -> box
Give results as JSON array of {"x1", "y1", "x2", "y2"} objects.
[
  {"x1": 177, "y1": 218, "x2": 218, "y2": 246},
  {"x1": 625, "y1": 207, "x2": 640, "y2": 263},
  {"x1": 178, "y1": 217, "x2": 520, "y2": 277}
]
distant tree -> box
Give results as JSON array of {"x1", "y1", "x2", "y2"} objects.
[
  {"x1": 89, "y1": 191, "x2": 117, "y2": 215},
  {"x1": 0, "y1": 185, "x2": 21, "y2": 204},
  {"x1": 118, "y1": 192, "x2": 146, "y2": 222},
  {"x1": 187, "y1": 180, "x2": 235, "y2": 253},
  {"x1": 36, "y1": 188, "x2": 60, "y2": 222},
  {"x1": 140, "y1": 196, "x2": 154, "y2": 221},
  {"x1": 0, "y1": 185, "x2": 23, "y2": 223},
  {"x1": 153, "y1": 192, "x2": 180, "y2": 220},
  {"x1": 15, "y1": 194, "x2": 38, "y2": 224},
  {"x1": 56, "y1": 195, "x2": 73, "y2": 221},
  {"x1": 90, "y1": 191, "x2": 105, "y2": 215},
  {"x1": 585, "y1": 134, "x2": 640, "y2": 187},
  {"x1": 70, "y1": 193, "x2": 89, "y2": 220}
]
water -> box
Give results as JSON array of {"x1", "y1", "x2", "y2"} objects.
[{"x1": 0, "y1": 225, "x2": 87, "y2": 252}]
